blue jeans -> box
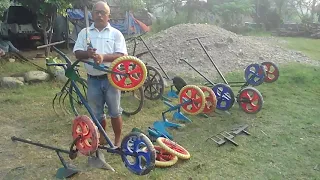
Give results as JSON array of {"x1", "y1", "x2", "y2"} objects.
[{"x1": 87, "y1": 75, "x2": 122, "y2": 123}]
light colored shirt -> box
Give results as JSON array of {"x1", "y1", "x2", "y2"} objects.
[{"x1": 73, "y1": 23, "x2": 128, "y2": 76}]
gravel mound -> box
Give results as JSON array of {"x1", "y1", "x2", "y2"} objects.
[{"x1": 127, "y1": 23, "x2": 319, "y2": 80}]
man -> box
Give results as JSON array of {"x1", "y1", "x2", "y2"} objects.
[{"x1": 73, "y1": 1, "x2": 127, "y2": 148}]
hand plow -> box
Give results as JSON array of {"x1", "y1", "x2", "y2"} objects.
[{"x1": 11, "y1": 136, "x2": 81, "y2": 179}]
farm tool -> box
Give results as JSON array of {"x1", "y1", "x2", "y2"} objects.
[
  {"x1": 125, "y1": 35, "x2": 218, "y2": 117},
  {"x1": 12, "y1": 42, "x2": 157, "y2": 176},
  {"x1": 11, "y1": 136, "x2": 81, "y2": 179},
  {"x1": 179, "y1": 58, "x2": 264, "y2": 114},
  {"x1": 179, "y1": 36, "x2": 279, "y2": 114},
  {"x1": 206, "y1": 124, "x2": 250, "y2": 147},
  {"x1": 151, "y1": 84, "x2": 218, "y2": 139},
  {"x1": 187, "y1": 36, "x2": 280, "y2": 87},
  {"x1": 126, "y1": 33, "x2": 189, "y2": 101},
  {"x1": 132, "y1": 128, "x2": 191, "y2": 168},
  {"x1": 48, "y1": 39, "x2": 145, "y2": 117}
]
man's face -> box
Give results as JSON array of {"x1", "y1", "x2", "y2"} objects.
[{"x1": 92, "y1": 4, "x2": 110, "y2": 27}]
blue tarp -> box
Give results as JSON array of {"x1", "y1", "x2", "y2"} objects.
[{"x1": 66, "y1": 9, "x2": 146, "y2": 35}]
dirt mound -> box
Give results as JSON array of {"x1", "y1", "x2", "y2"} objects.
[{"x1": 128, "y1": 23, "x2": 318, "y2": 80}]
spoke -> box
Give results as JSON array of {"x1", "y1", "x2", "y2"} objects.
[
  {"x1": 129, "y1": 76, "x2": 140, "y2": 85},
  {"x1": 182, "y1": 91, "x2": 191, "y2": 99},
  {"x1": 251, "y1": 91, "x2": 260, "y2": 102},
  {"x1": 118, "y1": 78, "x2": 127, "y2": 86},
  {"x1": 123, "y1": 61, "x2": 130, "y2": 73},
  {"x1": 192, "y1": 102, "x2": 200, "y2": 110},
  {"x1": 129, "y1": 66, "x2": 142, "y2": 75},
  {"x1": 191, "y1": 89, "x2": 198, "y2": 98},
  {"x1": 194, "y1": 97, "x2": 203, "y2": 104}
]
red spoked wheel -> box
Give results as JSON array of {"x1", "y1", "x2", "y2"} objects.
[
  {"x1": 261, "y1": 61, "x2": 279, "y2": 83},
  {"x1": 199, "y1": 86, "x2": 217, "y2": 114},
  {"x1": 178, "y1": 85, "x2": 206, "y2": 115},
  {"x1": 156, "y1": 137, "x2": 191, "y2": 160},
  {"x1": 72, "y1": 115, "x2": 99, "y2": 156},
  {"x1": 238, "y1": 87, "x2": 263, "y2": 114},
  {"x1": 154, "y1": 145, "x2": 178, "y2": 167},
  {"x1": 108, "y1": 56, "x2": 147, "y2": 91}
]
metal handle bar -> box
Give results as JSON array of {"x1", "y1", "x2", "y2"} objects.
[
  {"x1": 179, "y1": 58, "x2": 216, "y2": 86},
  {"x1": 85, "y1": 61, "x2": 128, "y2": 76},
  {"x1": 38, "y1": 41, "x2": 127, "y2": 76},
  {"x1": 11, "y1": 136, "x2": 70, "y2": 154},
  {"x1": 46, "y1": 63, "x2": 80, "y2": 67},
  {"x1": 125, "y1": 32, "x2": 147, "y2": 42},
  {"x1": 37, "y1": 41, "x2": 73, "y2": 66},
  {"x1": 46, "y1": 63, "x2": 68, "y2": 67},
  {"x1": 185, "y1": 37, "x2": 229, "y2": 84},
  {"x1": 186, "y1": 36, "x2": 208, "y2": 41},
  {"x1": 37, "y1": 41, "x2": 66, "y2": 49}
]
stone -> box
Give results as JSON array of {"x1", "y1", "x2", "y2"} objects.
[
  {"x1": 0, "y1": 77, "x2": 24, "y2": 88},
  {"x1": 24, "y1": 71, "x2": 50, "y2": 83}
]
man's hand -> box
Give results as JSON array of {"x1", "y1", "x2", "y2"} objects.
[
  {"x1": 92, "y1": 54, "x2": 104, "y2": 64},
  {"x1": 87, "y1": 47, "x2": 97, "y2": 58}
]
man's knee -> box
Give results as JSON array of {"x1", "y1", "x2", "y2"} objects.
[
  {"x1": 108, "y1": 105, "x2": 123, "y2": 118},
  {"x1": 106, "y1": 86, "x2": 122, "y2": 118}
]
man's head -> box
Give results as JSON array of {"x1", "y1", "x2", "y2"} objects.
[{"x1": 92, "y1": 1, "x2": 110, "y2": 28}]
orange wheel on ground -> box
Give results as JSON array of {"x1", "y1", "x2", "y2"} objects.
[
  {"x1": 72, "y1": 115, "x2": 99, "y2": 156},
  {"x1": 199, "y1": 86, "x2": 217, "y2": 114}
]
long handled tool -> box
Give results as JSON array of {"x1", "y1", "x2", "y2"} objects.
[
  {"x1": 11, "y1": 136, "x2": 80, "y2": 179},
  {"x1": 186, "y1": 36, "x2": 229, "y2": 84}
]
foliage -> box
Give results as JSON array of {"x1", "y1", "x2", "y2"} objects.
[
  {"x1": 15, "y1": 0, "x2": 73, "y2": 17},
  {"x1": 117, "y1": 0, "x2": 147, "y2": 11},
  {"x1": 0, "y1": 0, "x2": 10, "y2": 20},
  {"x1": 212, "y1": 0, "x2": 254, "y2": 26}
]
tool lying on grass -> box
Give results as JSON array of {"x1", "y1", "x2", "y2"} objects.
[
  {"x1": 152, "y1": 84, "x2": 213, "y2": 140},
  {"x1": 11, "y1": 136, "x2": 81, "y2": 179},
  {"x1": 206, "y1": 124, "x2": 250, "y2": 147}
]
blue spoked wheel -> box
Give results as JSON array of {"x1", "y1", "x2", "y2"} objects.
[
  {"x1": 121, "y1": 132, "x2": 156, "y2": 175},
  {"x1": 244, "y1": 63, "x2": 266, "y2": 86},
  {"x1": 212, "y1": 83, "x2": 235, "y2": 111}
]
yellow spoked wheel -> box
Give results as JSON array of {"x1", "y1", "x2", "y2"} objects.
[
  {"x1": 108, "y1": 56, "x2": 147, "y2": 91},
  {"x1": 142, "y1": 145, "x2": 178, "y2": 168},
  {"x1": 178, "y1": 85, "x2": 206, "y2": 115},
  {"x1": 199, "y1": 86, "x2": 217, "y2": 114},
  {"x1": 156, "y1": 137, "x2": 191, "y2": 160},
  {"x1": 154, "y1": 145, "x2": 179, "y2": 167}
]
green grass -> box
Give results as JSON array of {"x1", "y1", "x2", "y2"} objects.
[
  {"x1": 0, "y1": 57, "x2": 319, "y2": 179},
  {"x1": 243, "y1": 30, "x2": 320, "y2": 61},
  {"x1": 280, "y1": 37, "x2": 320, "y2": 61}
]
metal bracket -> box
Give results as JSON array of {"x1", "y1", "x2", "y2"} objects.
[{"x1": 206, "y1": 124, "x2": 250, "y2": 147}]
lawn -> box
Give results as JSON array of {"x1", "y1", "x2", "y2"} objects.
[
  {"x1": 244, "y1": 30, "x2": 320, "y2": 61},
  {"x1": 280, "y1": 37, "x2": 320, "y2": 61},
  {"x1": 0, "y1": 37, "x2": 319, "y2": 179}
]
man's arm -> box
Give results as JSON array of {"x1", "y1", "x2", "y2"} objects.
[
  {"x1": 73, "y1": 29, "x2": 93, "y2": 62},
  {"x1": 75, "y1": 47, "x2": 97, "y2": 62}
]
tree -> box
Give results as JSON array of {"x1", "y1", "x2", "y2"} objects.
[
  {"x1": 0, "y1": 0, "x2": 10, "y2": 19},
  {"x1": 14, "y1": 0, "x2": 76, "y2": 56},
  {"x1": 212, "y1": 0, "x2": 254, "y2": 26}
]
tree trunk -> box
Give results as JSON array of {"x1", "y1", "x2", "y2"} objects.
[
  {"x1": 311, "y1": 0, "x2": 317, "y2": 21},
  {"x1": 42, "y1": 25, "x2": 49, "y2": 57},
  {"x1": 47, "y1": 11, "x2": 57, "y2": 54}
]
